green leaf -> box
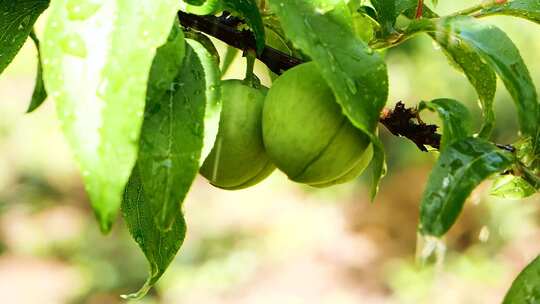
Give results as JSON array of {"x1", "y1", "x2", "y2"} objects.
[
  {"x1": 370, "y1": 0, "x2": 397, "y2": 33},
  {"x1": 123, "y1": 35, "x2": 221, "y2": 299},
  {"x1": 515, "y1": 135, "x2": 540, "y2": 175},
  {"x1": 42, "y1": 0, "x2": 180, "y2": 233},
  {"x1": 435, "y1": 16, "x2": 539, "y2": 140},
  {"x1": 429, "y1": 31, "x2": 496, "y2": 138},
  {"x1": 26, "y1": 29, "x2": 48, "y2": 113},
  {"x1": 480, "y1": 0, "x2": 540, "y2": 24},
  {"x1": 419, "y1": 137, "x2": 513, "y2": 237},
  {"x1": 351, "y1": 8, "x2": 376, "y2": 42},
  {"x1": 490, "y1": 175, "x2": 537, "y2": 199},
  {"x1": 180, "y1": 0, "x2": 221, "y2": 15},
  {"x1": 139, "y1": 36, "x2": 221, "y2": 230},
  {"x1": 267, "y1": 0, "x2": 389, "y2": 199},
  {"x1": 121, "y1": 167, "x2": 187, "y2": 300},
  {"x1": 222, "y1": 0, "x2": 266, "y2": 54},
  {"x1": 503, "y1": 255, "x2": 540, "y2": 304},
  {"x1": 419, "y1": 99, "x2": 473, "y2": 150},
  {"x1": 371, "y1": 0, "x2": 419, "y2": 33},
  {"x1": 403, "y1": 4, "x2": 439, "y2": 19},
  {"x1": 0, "y1": 0, "x2": 49, "y2": 74},
  {"x1": 187, "y1": 39, "x2": 221, "y2": 163}
]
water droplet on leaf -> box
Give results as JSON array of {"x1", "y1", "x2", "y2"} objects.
[
  {"x1": 66, "y1": 0, "x2": 101, "y2": 20},
  {"x1": 60, "y1": 33, "x2": 87, "y2": 58}
]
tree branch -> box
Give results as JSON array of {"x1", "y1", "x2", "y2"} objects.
[
  {"x1": 177, "y1": 11, "x2": 441, "y2": 151},
  {"x1": 178, "y1": 11, "x2": 302, "y2": 75}
]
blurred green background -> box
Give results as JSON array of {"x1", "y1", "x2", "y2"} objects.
[{"x1": 0, "y1": 1, "x2": 539, "y2": 303}]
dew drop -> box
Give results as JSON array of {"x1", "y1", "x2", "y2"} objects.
[
  {"x1": 162, "y1": 159, "x2": 172, "y2": 168},
  {"x1": 66, "y1": 0, "x2": 101, "y2": 20},
  {"x1": 60, "y1": 33, "x2": 87, "y2": 58},
  {"x1": 416, "y1": 233, "x2": 446, "y2": 268},
  {"x1": 478, "y1": 226, "x2": 490, "y2": 242}
]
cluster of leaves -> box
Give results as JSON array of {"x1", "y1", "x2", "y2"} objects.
[{"x1": 0, "y1": 0, "x2": 538, "y2": 300}]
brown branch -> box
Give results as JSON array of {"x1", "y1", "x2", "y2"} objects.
[
  {"x1": 380, "y1": 102, "x2": 441, "y2": 151},
  {"x1": 177, "y1": 11, "x2": 441, "y2": 151},
  {"x1": 178, "y1": 11, "x2": 301, "y2": 74}
]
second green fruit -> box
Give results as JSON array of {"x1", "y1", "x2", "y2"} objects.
[{"x1": 262, "y1": 62, "x2": 373, "y2": 187}]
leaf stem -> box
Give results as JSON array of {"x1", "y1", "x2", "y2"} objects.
[{"x1": 244, "y1": 49, "x2": 256, "y2": 82}]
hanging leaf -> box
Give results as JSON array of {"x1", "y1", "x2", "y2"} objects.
[
  {"x1": 222, "y1": 0, "x2": 266, "y2": 54},
  {"x1": 429, "y1": 31, "x2": 497, "y2": 138},
  {"x1": 503, "y1": 255, "x2": 540, "y2": 304},
  {"x1": 138, "y1": 37, "x2": 221, "y2": 231},
  {"x1": 435, "y1": 16, "x2": 539, "y2": 140},
  {"x1": 419, "y1": 137, "x2": 513, "y2": 237},
  {"x1": 42, "y1": 0, "x2": 181, "y2": 233},
  {"x1": 479, "y1": 0, "x2": 540, "y2": 25},
  {"x1": 26, "y1": 29, "x2": 48, "y2": 113},
  {"x1": 419, "y1": 99, "x2": 473, "y2": 150},
  {"x1": 267, "y1": 0, "x2": 389, "y2": 199},
  {"x1": 123, "y1": 34, "x2": 221, "y2": 298},
  {"x1": 121, "y1": 167, "x2": 187, "y2": 300},
  {"x1": 187, "y1": 38, "x2": 222, "y2": 163},
  {"x1": 0, "y1": 0, "x2": 49, "y2": 74}
]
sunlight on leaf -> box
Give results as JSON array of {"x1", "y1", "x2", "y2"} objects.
[{"x1": 42, "y1": 0, "x2": 181, "y2": 232}]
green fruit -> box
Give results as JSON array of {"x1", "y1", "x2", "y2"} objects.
[
  {"x1": 262, "y1": 62, "x2": 373, "y2": 187},
  {"x1": 200, "y1": 80, "x2": 275, "y2": 190}
]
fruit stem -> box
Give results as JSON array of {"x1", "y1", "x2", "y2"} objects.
[{"x1": 244, "y1": 50, "x2": 257, "y2": 85}]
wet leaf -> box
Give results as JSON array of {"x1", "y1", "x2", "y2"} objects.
[
  {"x1": 435, "y1": 16, "x2": 538, "y2": 140},
  {"x1": 268, "y1": 0, "x2": 389, "y2": 199},
  {"x1": 123, "y1": 34, "x2": 220, "y2": 298},
  {"x1": 419, "y1": 137, "x2": 513, "y2": 237},
  {"x1": 503, "y1": 255, "x2": 540, "y2": 304},
  {"x1": 121, "y1": 167, "x2": 187, "y2": 300},
  {"x1": 429, "y1": 31, "x2": 496, "y2": 138},
  {"x1": 42, "y1": 0, "x2": 181, "y2": 233},
  {"x1": 480, "y1": 0, "x2": 540, "y2": 24},
  {"x1": 0, "y1": 0, "x2": 49, "y2": 74},
  {"x1": 419, "y1": 99, "x2": 473, "y2": 150},
  {"x1": 222, "y1": 0, "x2": 266, "y2": 54},
  {"x1": 138, "y1": 37, "x2": 221, "y2": 231},
  {"x1": 26, "y1": 29, "x2": 48, "y2": 113}
]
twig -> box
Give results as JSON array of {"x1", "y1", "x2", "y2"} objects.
[
  {"x1": 380, "y1": 102, "x2": 441, "y2": 151},
  {"x1": 178, "y1": 11, "x2": 301, "y2": 75}
]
